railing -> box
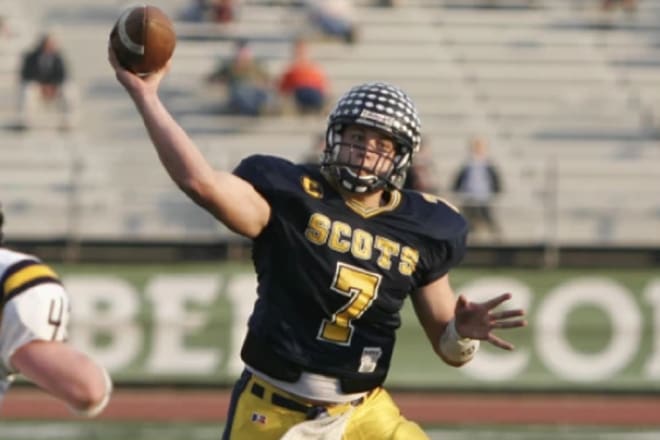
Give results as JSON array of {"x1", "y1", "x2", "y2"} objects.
[{"x1": 3, "y1": 147, "x2": 658, "y2": 265}]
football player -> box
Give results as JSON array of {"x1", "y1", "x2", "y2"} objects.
[
  {"x1": 109, "y1": 48, "x2": 526, "y2": 439},
  {"x1": 0, "y1": 205, "x2": 112, "y2": 417}
]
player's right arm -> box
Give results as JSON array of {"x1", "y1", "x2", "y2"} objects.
[{"x1": 108, "y1": 48, "x2": 270, "y2": 239}]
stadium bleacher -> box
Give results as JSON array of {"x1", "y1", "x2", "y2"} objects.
[{"x1": 1, "y1": 0, "x2": 659, "y2": 247}]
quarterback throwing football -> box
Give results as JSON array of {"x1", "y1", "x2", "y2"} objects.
[{"x1": 110, "y1": 46, "x2": 526, "y2": 439}]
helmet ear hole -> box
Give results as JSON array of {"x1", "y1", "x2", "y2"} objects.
[{"x1": 323, "y1": 82, "x2": 421, "y2": 192}]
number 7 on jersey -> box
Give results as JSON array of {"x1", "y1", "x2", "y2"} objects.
[{"x1": 317, "y1": 262, "x2": 382, "y2": 346}]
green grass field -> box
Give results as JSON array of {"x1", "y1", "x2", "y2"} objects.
[{"x1": 1, "y1": 422, "x2": 658, "y2": 440}]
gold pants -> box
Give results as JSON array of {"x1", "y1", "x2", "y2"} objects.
[{"x1": 222, "y1": 371, "x2": 428, "y2": 439}]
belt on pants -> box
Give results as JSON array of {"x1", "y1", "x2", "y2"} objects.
[{"x1": 248, "y1": 375, "x2": 366, "y2": 420}]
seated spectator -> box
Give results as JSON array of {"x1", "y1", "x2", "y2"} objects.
[
  {"x1": 601, "y1": 0, "x2": 638, "y2": 12},
  {"x1": 278, "y1": 38, "x2": 329, "y2": 115},
  {"x1": 209, "y1": 0, "x2": 240, "y2": 23},
  {"x1": 15, "y1": 33, "x2": 78, "y2": 131},
  {"x1": 207, "y1": 40, "x2": 274, "y2": 116},
  {"x1": 0, "y1": 16, "x2": 7, "y2": 38},
  {"x1": 179, "y1": 0, "x2": 208, "y2": 21},
  {"x1": 180, "y1": 0, "x2": 240, "y2": 23},
  {"x1": 375, "y1": 0, "x2": 401, "y2": 6},
  {"x1": 305, "y1": 0, "x2": 358, "y2": 44},
  {"x1": 300, "y1": 133, "x2": 326, "y2": 166},
  {"x1": 403, "y1": 137, "x2": 440, "y2": 194}
]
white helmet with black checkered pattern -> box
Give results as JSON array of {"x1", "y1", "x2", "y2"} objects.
[{"x1": 322, "y1": 82, "x2": 422, "y2": 193}]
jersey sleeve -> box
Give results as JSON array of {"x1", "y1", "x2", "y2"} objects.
[
  {"x1": 1, "y1": 258, "x2": 61, "y2": 305},
  {"x1": 233, "y1": 154, "x2": 297, "y2": 200},
  {"x1": 233, "y1": 154, "x2": 270, "y2": 192},
  {"x1": 414, "y1": 196, "x2": 469, "y2": 286},
  {"x1": 418, "y1": 226, "x2": 467, "y2": 286},
  {"x1": 0, "y1": 263, "x2": 69, "y2": 372}
]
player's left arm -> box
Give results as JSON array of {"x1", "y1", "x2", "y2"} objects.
[
  {"x1": 2, "y1": 261, "x2": 113, "y2": 417},
  {"x1": 411, "y1": 274, "x2": 527, "y2": 367},
  {"x1": 411, "y1": 274, "x2": 462, "y2": 366}
]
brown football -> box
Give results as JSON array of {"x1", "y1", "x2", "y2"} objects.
[{"x1": 110, "y1": 5, "x2": 176, "y2": 75}]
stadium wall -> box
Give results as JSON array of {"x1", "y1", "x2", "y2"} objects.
[
  {"x1": 7, "y1": 239, "x2": 660, "y2": 268},
  {"x1": 40, "y1": 262, "x2": 660, "y2": 393}
]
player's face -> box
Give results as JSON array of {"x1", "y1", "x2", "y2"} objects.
[{"x1": 339, "y1": 125, "x2": 396, "y2": 178}]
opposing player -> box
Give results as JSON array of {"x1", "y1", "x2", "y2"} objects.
[
  {"x1": 109, "y1": 47, "x2": 526, "y2": 439},
  {"x1": 0, "y1": 206, "x2": 112, "y2": 416}
]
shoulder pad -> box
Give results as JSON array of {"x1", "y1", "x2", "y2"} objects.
[
  {"x1": 233, "y1": 155, "x2": 299, "y2": 192},
  {"x1": 407, "y1": 192, "x2": 468, "y2": 242}
]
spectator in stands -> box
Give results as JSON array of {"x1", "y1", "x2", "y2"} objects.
[
  {"x1": 0, "y1": 16, "x2": 7, "y2": 38},
  {"x1": 180, "y1": 0, "x2": 240, "y2": 23},
  {"x1": 15, "y1": 33, "x2": 77, "y2": 131},
  {"x1": 209, "y1": 0, "x2": 240, "y2": 23},
  {"x1": 469, "y1": 0, "x2": 539, "y2": 8},
  {"x1": 374, "y1": 0, "x2": 401, "y2": 7},
  {"x1": 0, "y1": 15, "x2": 11, "y2": 49},
  {"x1": 403, "y1": 137, "x2": 440, "y2": 193},
  {"x1": 451, "y1": 136, "x2": 502, "y2": 241},
  {"x1": 179, "y1": 0, "x2": 207, "y2": 21},
  {"x1": 300, "y1": 132, "x2": 327, "y2": 166},
  {"x1": 372, "y1": 0, "x2": 399, "y2": 8},
  {"x1": 278, "y1": 37, "x2": 329, "y2": 115},
  {"x1": 601, "y1": 0, "x2": 638, "y2": 13},
  {"x1": 207, "y1": 39, "x2": 275, "y2": 116},
  {"x1": 305, "y1": 0, "x2": 358, "y2": 44}
]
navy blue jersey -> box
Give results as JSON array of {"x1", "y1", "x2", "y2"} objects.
[{"x1": 234, "y1": 155, "x2": 468, "y2": 392}]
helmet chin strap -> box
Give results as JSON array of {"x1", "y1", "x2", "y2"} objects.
[
  {"x1": 337, "y1": 165, "x2": 388, "y2": 194},
  {"x1": 347, "y1": 169, "x2": 378, "y2": 192}
]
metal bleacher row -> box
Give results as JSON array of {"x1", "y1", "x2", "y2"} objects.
[{"x1": 1, "y1": 0, "x2": 659, "y2": 246}]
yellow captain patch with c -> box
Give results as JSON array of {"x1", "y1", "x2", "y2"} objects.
[{"x1": 301, "y1": 176, "x2": 323, "y2": 199}]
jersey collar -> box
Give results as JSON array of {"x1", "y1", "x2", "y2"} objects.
[
  {"x1": 319, "y1": 169, "x2": 402, "y2": 218},
  {"x1": 343, "y1": 189, "x2": 401, "y2": 218}
]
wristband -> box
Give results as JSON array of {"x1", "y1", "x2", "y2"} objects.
[{"x1": 438, "y1": 318, "x2": 479, "y2": 364}]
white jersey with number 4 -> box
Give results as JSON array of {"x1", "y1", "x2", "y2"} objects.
[{"x1": 0, "y1": 248, "x2": 70, "y2": 402}]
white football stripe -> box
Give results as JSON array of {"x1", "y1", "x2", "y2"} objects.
[{"x1": 118, "y1": 6, "x2": 144, "y2": 55}]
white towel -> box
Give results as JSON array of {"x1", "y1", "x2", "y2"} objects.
[{"x1": 280, "y1": 407, "x2": 354, "y2": 440}]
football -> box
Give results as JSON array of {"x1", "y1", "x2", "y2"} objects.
[{"x1": 110, "y1": 5, "x2": 176, "y2": 75}]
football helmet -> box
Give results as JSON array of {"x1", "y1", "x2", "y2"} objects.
[{"x1": 322, "y1": 82, "x2": 422, "y2": 193}]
